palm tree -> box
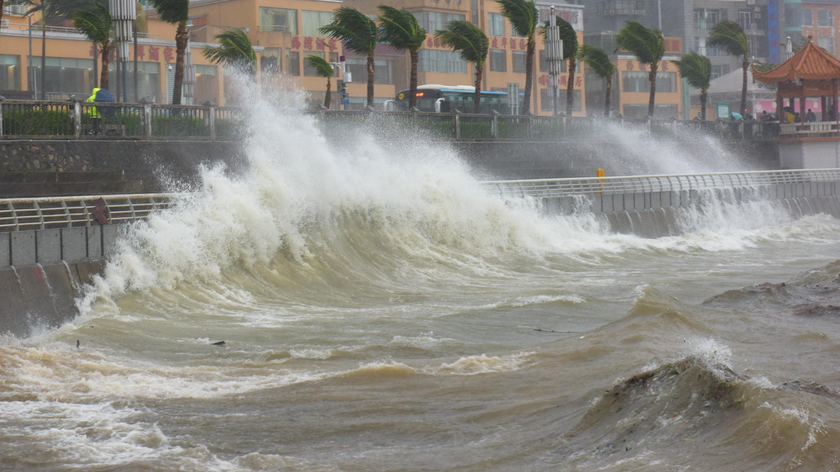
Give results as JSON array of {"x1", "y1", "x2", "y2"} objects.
[
  {"x1": 672, "y1": 51, "x2": 711, "y2": 121},
  {"x1": 378, "y1": 5, "x2": 426, "y2": 110},
  {"x1": 707, "y1": 20, "x2": 749, "y2": 118},
  {"x1": 435, "y1": 20, "x2": 488, "y2": 113},
  {"x1": 616, "y1": 20, "x2": 665, "y2": 118},
  {"x1": 306, "y1": 54, "x2": 334, "y2": 109},
  {"x1": 148, "y1": 0, "x2": 189, "y2": 104},
  {"x1": 203, "y1": 28, "x2": 257, "y2": 76},
  {"x1": 540, "y1": 15, "x2": 578, "y2": 115},
  {"x1": 578, "y1": 45, "x2": 615, "y2": 117},
  {"x1": 320, "y1": 7, "x2": 379, "y2": 108},
  {"x1": 72, "y1": 2, "x2": 112, "y2": 89},
  {"x1": 497, "y1": 0, "x2": 538, "y2": 114}
]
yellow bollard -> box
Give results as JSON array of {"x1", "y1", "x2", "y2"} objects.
[{"x1": 597, "y1": 168, "x2": 605, "y2": 195}]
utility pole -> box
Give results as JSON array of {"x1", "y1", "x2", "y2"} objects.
[
  {"x1": 110, "y1": 0, "x2": 136, "y2": 102},
  {"x1": 331, "y1": 55, "x2": 351, "y2": 110},
  {"x1": 547, "y1": 6, "x2": 563, "y2": 116}
]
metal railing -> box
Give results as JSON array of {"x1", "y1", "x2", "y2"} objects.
[
  {"x1": 0, "y1": 97, "x2": 799, "y2": 142},
  {"x1": 484, "y1": 169, "x2": 840, "y2": 199},
  {"x1": 0, "y1": 194, "x2": 173, "y2": 232}
]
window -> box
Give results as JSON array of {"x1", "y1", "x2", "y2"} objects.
[
  {"x1": 418, "y1": 49, "x2": 468, "y2": 74},
  {"x1": 285, "y1": 49, "x2": 300, "y2": 76},
  {"x1": 623, "y1": 104, "x2": 678, "y2": 120},
  {"x1": 194, "y1": 64, "x2": 217, "y2": 104},
  {"x1": 819, "y1": 36, "x2": 834, "y2": 55},
  {"x1": 802, "y1": 9, "x2": 812, "y2": 26},
  {"x1": 694, "y1": 8, "x2": 724, "y2": 30},
  {"x1": 818, "y1": 9, "x2": 833, "y2": 27},
  {"x1": 345, "y1": 58, "x2": 394, "y2": 84},
  {"x1": 490, "y1": 49, "x2": 506, "y2": 72},
  {"x1": 0, "y1": 55, "x2": 21, "y2": 90},
  {"x1": 512, "y1": 51, "x2": 526, "y2": 73},
  {"x1": 622, "y1": 71, "x2": 677, "y2": 93},
  {"x1": 413, "y1": 11, "x2": 465, "y2": 33},
  {"x1": 302, "y1": 11, "x2": 334, "y2": 37},
  {"x1": 711, "y1": 65, "x2": 728, "y2": 80},
  {"x1": 488, "y1": 12, "x2": 504, "y2": 36},
  {"x1": 261, "y1": 48, "x2": 281, "y2": 74},
  {"x1": 304, "y1": 51, "x2": 325, "y2": 76},
  {"x1": 108, "y1": 62, "x2": 160, "y2": 102},
  {"x1": 739, "y1": 10, "x2": 751, "y2": 30},
  {"x1": 540, "y1": 89, "x2": 581, "y2": 113},
  {"x1": 29, "y1": 57, "x2": 95, "y2": 99},
  {"x1": 259, "y1": 8, "x2": 297, "y2": 33}
]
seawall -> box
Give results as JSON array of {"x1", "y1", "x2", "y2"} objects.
[{"x1": 2, "y1": 174, "x2": 839, "y2": 338}]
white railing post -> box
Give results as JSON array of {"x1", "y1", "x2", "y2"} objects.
[
  {"x1": 491, "y1": 110, "x2": 499, "y2": 139},
  {"x1": 204, "y1": 102, "x2": 216, "y2": 141},
  {"x1": 73, "y1": 98, "x2": 82, "y2": 139},
  {"x1": 454, "y1": 109, "x2": 461, "y2": 139},
  {"x1": 143, "y1": 102, "x2": 153, "y2": 138},
  {"x1": 0, "y1": 96, "x2": 4, "y2": 137}
]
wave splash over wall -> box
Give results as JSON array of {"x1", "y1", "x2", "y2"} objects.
[{"x1": 79, "y1": 82, "x2": 829, "y2": 312}]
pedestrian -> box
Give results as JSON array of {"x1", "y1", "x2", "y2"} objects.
[
  {"x1": 806, "y1": 109, "x2": 817, "y2": 122},
  {"x1": 86, "y1": 88, "x2": 101, "y2": 136}
]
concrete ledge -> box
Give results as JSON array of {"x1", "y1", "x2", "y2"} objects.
[
  {"x1": 10, "y1": 231, "x2": 35, "y2": 266},
  {"x1": 36, "y1": 229, "x2": 62, "y2": 264}
]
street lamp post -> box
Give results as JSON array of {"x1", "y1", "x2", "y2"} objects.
[
  {"x1": 109, "y1": 0, "x2": 136, "y2": 102},
  {"x1": 546, "y1": 6, "x2": 563, "y2": 116}
]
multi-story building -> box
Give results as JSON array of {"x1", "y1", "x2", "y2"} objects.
[
  {"x1": 0, "y1": 4, "x2": 234, "y2": 104},
  {"x1": 1, "y1": 0, "x2": 589, "y2": 115},
  {"x1": 783, "y1": 0, "x2": 840, "y2": 56}
]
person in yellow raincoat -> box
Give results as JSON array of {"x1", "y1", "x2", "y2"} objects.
[{"x1": 86, "y1": 88, "x2": 102, "y2": 135}]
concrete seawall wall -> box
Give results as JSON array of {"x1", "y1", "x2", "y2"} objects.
[
  {"x1": 2, "y1": 178, "x2": 839, "y2": 337},
  {"x1": 542, "y1": 181, "x2": 839, "y2": 238}
]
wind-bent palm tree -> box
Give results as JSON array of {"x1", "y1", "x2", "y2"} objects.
[
  {"x1": 203, "y1": 28, "x2": 257, "y2": 76},
  {"x1": 498, "y1": 0, "x2": 538, "y2": 114},
  {"x1": 617, "y1": 21, "x2": 665, "y2": 118},
  {"x1": 321, "y1": 7, "x2": 378, "y2": 108},
  {"x1": 540, "y1": 15, "x2": 578, "y2": 115},
  {"x1": 435, "y1": 20, "x2": 488, "y2": 113},
  {"x1": 673, "y1": 51, "x2": 712, "y2": 121},
  {"x1": 378, "y1": 5, "x2": 426, "y2": 110},
  {"x1": 148, "y1": 0, "x2": 189, "y2": 104},
  {"x1": 578, "y1": 45, "x2": 615, "y2": 117},
  {"x1": 306, "y1": 54, "x2": 334, "y2": 109},
  {"x1": 708, "y1": 20, "x2": 749, "y2": 117},
  {"x1": 72, "y1": 2, "x2": 112, "y2": 89}
]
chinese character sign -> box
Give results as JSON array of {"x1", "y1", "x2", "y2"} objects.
[
  {"x1": 768, "y1": 0, "x2": 779, "y2": 63},
  {"x1": 149, "y1": 46, "x2": 159, "y2": 61},
  {"x1": 164, "y1": 47, "x2": 174, "y2": 62}
]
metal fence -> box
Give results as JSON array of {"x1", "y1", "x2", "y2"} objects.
[
  {"x1": 0, "y1": 98, "x2": 791, "y2": 142},
  {"x1": 484, "y1": 169, "x2": 840, "y2": 199},
  {"x1": 0, "y1": 194, "x2": 174, "y2": 232}
]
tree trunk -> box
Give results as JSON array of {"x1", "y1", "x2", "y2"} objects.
[
  {"x1": 408, "y1": 49, "x2": 419, "y2": 109},
  {"x1": 172, "y1": 19, "x2": 187, "y2": 105},
  {"x1": 604, "y1": 76, "x2": 611, "y2": 118},
  {"x1": 324, "y1": 77, "x2": 331, "y2": 109},
  {"x1": 566, "y1": 57, "x2": 576, "y2": 116},
  {"x1": 647, "y1": 63, "x2": 659, "y2": 118},
  {"x1": 100, "y1": 41, "x2": 110, "y2": 90},
  {"x1": 700, "y1": 88, "x2": 707, "y2": 121},
  {"x1": 522, "y1": 37, "x2": 535, "y2": 115},
  {"x1": 41, "y1": 22, "x2": 46, "y2": 100},
  {"x1": 741, "y1": 56, "x2": 748, "y2": 117},
  {"x1": 366, "y1": 50, "x2": 375, "y2": 108},
  {"x1": 93, "y1": 42, "x2": 98, "y2": 88},
  {"x1": 473, "y1": 64, "x2": 482, "y2": 113}
]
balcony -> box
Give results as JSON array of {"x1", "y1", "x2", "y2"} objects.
[{"x1": 597, "y1": 8, "x2": 645, "y2": 16}]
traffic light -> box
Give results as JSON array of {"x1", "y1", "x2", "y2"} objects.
[{"x1": 337, "y1": 80, "x2": 349, "y2": 101}]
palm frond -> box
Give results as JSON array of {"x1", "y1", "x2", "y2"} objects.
[
  {"x1": 378, "y1": 6, "x2": 426, "y2": 52},
  {"x1": 203, "y1": 28, "x2": 257, "y2": 75},
  {"x1": 305, "y1": 54, "x2": 334, "y2": 78},
  {"x1": 497, "y1": 0, "x2": 537, "y2": 39},
  {"x1": 578, "y1": 44, "x2": 615, "y2": 79},
  {"x1": 148, "y1": 0, "x2": 188, "y2": 25},
  {"x1": 672, "y1": 51, "x2": 712, "y2": 90},
  {"x1": 319, "y1": 7, "x2": 378, "y2": 55},
  {"x1": 707, "y1": 21, "x2": 748, "y2": 57},
  {"x1": 72, "y1": 3, "x2": 111, "y2": 45},
  {"x1": 434, "y1": 20, "x2": 488, "y2": 66},
  {"x1": 616, "y1": 20, "x2": 665, "y2": 66}
]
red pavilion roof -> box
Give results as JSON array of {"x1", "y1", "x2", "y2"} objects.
[{"x1": 753, "y1": 37, "x2": 840, "y2": 83}]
